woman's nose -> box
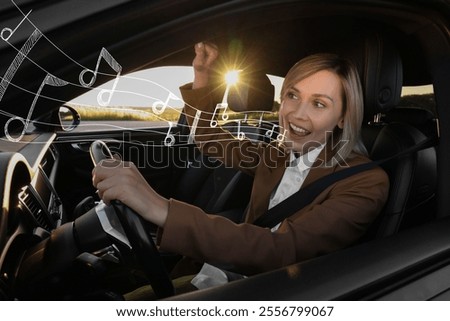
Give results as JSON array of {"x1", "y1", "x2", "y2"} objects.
[{"x1": 292, "y1": 102, "x2": 309, "y2": 119}]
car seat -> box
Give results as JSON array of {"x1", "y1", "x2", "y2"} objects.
[{"x1": 352, "y1": 34, "x2": 438, "y2": 239}]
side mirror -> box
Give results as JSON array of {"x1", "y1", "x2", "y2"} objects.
[{"x1": 58, "y1": 105, "x2": 80, "y2": 132}]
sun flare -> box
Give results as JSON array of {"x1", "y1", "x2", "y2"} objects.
[{"x1": 225, "y1": 70, "x2": 240, "y2": 86}]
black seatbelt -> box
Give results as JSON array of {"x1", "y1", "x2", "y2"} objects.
[{"x1": 253, "y1": 136, "x2": 437, "y2": 228}]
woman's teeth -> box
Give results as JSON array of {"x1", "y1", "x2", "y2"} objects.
[{"x1": 289, "y1": 123, "x2": 310, "y2": 136}]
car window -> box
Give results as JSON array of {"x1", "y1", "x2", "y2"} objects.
[
  {"x1": 267, "y1": 74, "x2": 282, "y2": 117},
  {"x1": 66, "y1": 66, "x2": 193, "y2": 131},
  {"x1": 67, "y1": 67, "x2": 283, "y2": 131},
  {"x1": 400, "y1": 84, "x2": 435, "y2": 113}
]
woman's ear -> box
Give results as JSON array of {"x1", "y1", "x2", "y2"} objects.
[{"x1": 338, "y1": 117, "x2": 344, "y2": 129}]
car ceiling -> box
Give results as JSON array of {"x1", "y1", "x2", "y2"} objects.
[{"x1": 0, "y1": 0, "x2": 449, "y2": 132}]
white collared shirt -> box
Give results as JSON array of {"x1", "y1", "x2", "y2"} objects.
[{"x1": 268, "y1": 145, "x2": 324, "y2": 231}]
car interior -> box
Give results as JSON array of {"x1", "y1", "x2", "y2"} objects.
[
  {"x1": 0, "y1": 0, "x2": 449, "y2": 301},
  {"x1": 155, "y1": 28, "x2": 439, "y2": 300},
  {"x1": 163, "y1": 12, "x2": 442, "y2": 299}
]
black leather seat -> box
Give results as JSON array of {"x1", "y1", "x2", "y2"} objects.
[
  {"x1": 367, "y1": 122, "x2": 437, "y2": 238},
  {"x1": 172, "y1": 154, "x2": 253, "y2": 222},
  {"x1": 354, "y1": 34, "x2": 438, "y2": 239}
]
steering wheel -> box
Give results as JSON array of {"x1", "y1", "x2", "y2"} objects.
[{"x1": 90, "y1": 140, "x2": 174, "y2": 298}]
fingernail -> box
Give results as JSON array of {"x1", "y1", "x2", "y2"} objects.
[{"x1": 197, "y1": 42, "x2": 203, "y2": 48}]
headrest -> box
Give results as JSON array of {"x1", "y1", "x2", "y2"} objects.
[
  {"x1": 353, "y1": 34, "x2": 403, "y2": 122},
  {"x1": 363, "y1": 34, "x2": 403, "y2": 120},
  {"x1": 339, "y1": 33, "x2": 403, "y2": 122},
  {"x1": 226, "y1": 70, "x2": 275, "y2": 112}
]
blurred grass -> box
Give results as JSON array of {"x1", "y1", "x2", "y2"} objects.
[
  {"x1": 67, "y1": 103, "x2": 182, "y2": 121},
  {"x1": 66, "y1": 102, "x2": 279, "y2": 123}
]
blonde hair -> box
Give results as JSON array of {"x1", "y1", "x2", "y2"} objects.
[{"x1": 280, "y1": 53, "x2": 367, "y2": 163}]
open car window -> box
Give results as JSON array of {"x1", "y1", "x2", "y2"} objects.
[
  {"x1": 65, "y1": 64, "x2": 435, "y2": 139},
  {"x1": 66, "y1": 66, "x2": 192, "y2": 131},
  {"x1": 66, "y1": 66, "x2": 283, "y2": 132},
  {"x1": 400, "y1": 85, "x2": 435, "y2": 112}
]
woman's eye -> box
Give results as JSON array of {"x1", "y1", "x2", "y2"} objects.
[
  {"x1": 287, "y1": 91, "x2": 298, "y2": 100},
  {"x1": 314, "y1": 101, "x2": 326, "y2": 108}
]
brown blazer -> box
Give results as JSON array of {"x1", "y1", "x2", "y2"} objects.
[{"x1": 159, "y1": 84, "x2": 389, "y2": 276}]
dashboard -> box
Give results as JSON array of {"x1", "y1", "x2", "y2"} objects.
[
  {"x1": 0, "y1": 131, "x2": 134, "y2": 300},
  {"x1": 0, "y1": 132, "x2": 67, "y2": 298},
  {"x1": 0, "y1": 132, "x2": 65, "y2": 237},
  {"x1": 18, "y1": 160, "x2": 63, "y2": 231}
]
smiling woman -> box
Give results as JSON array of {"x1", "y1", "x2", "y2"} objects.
[{"x1": 89, "y1": 44, "x2": 390, "y2": 300}]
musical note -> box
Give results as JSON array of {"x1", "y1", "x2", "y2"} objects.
[
  {"x1": 164, "y1": 121, "x2": 175, "y2": 147},
  {"x1": 264, "y1": 124, "x2": 287, "y2": 145},
  {"x1": 79, "y1": 48, "x2": 122, "y2": 106},
  {"x1": 188, "y1": 110, "x2": 201, "y2": 144},
  {"x1": 0, "y1": 10, "x2": 32, "y2": 42},
  {"x1": 0, "y1": 29, "x2": 43, "y2": 102},
  {"x1": 210, "y1": 103, "x2": 229, "y2": 128},
  {"x1": 258, "y1": 113, "x2": 264, "y2": 127},
  {"x1": 236, "y1": 119, "x2": 246, "y2": 141},
  {"x1": 4, "y1": 74, "x2": 68, "y2": 142},
  {"x1": 265, "y1": 123, "x2": 278, "y2": 138},
  {"x1": 276, "y1": 129, "x2": 287, "y2": 145},
  {"x1": 208, "y1": 81, "x2": 234, "y2": 127},
  {"x1": 152, "y1": 92, "x2": 180, "y2": 115}
]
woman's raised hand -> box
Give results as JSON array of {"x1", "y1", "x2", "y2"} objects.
[{"x1": 192, "y1": 42, "x2": 219, "y2": 89}]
